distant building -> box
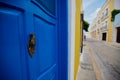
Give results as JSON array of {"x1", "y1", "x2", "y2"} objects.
[
  {"x1": 90, "y1": 18, "x2": 98, "y2": 39},
  {"x1": 90, "y1": 0, "x2": 115, "y2": 43}
]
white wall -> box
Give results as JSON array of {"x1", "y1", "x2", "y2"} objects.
[
  {"x1": 114, "y1": 0, "x2": 120, "y2": 9},
  {"x1": 68, "y1": 0, "x2": 76, "y2": 80}
]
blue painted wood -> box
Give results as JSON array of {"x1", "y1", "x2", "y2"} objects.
[
  {"x1": 34, "y1": 0, "x2": 56, "y2": 15},
  {"x1": 0, "y1": 0, "x2": 68, "y2": 80},
  {"x1": 57, "y1": 0, "x2": 68, "y2": 80},
  {"x1": 0, "y1": 5, "x2": 27, "y2": 80}
]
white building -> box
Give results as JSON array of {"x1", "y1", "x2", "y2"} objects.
[{"x1": 113, "y1": 13, "x2": 120, "y2": 43}]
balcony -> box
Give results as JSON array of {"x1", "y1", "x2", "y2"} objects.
[{"x1": 113, "y1": 13, "x2": 120, "y2": 27}]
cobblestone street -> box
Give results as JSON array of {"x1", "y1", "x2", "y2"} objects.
[
  {"x1": 77, "y1": 38, "x2": 120, "y2": 80},
  {"x1": 87, "y1": 38, "x2": 120, "y2": 80}
]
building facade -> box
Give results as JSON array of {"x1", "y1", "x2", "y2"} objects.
[{"x1": 90, "y1": 0, "x2": 114, "y2": 42}]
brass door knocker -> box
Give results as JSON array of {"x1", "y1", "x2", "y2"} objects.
[{"x1": 28, "y1": 34, "x2": 36, "y2": 57}]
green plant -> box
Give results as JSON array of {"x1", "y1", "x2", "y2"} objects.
[
  {"x1": 83, "y1": 20, "x2": 89, "y2": 32},
  {"x1": 111, "y1": 9, "x2": 120, "y2": 22}
]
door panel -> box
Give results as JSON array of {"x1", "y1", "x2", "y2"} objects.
[
  {"x1": 27, "y1": 15, "x2": 57, "y2": 80},
  {"x1": 0, "y1": 6, "x2": 27, "y2": 80}
]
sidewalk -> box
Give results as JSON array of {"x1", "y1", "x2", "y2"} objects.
[
  {"x1": 89, "y1": 38, "x2": 120, "y2": 49},
  {"x1": 77, "y1": 41, "x2": 97, "y2": 80},
  {"x1": 107, "y1": 42, "x2": 120, "y2": 48}
]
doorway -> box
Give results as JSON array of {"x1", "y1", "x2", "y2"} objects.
[
  {"x1": 102, "y1": 33, "x2": 107, "y2": 41},
  {"x1": 117, "y1": 27, "x2": 120, "y2": 43}
]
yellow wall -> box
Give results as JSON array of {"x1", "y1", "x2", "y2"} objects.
[
  {"x1": 107, "y1": 0, "x2": 114, "y2": 42},
  {"x1": 74, "y1": 0, "x2": 82, "y2": 80}
]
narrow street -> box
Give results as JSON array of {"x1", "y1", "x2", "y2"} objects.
[
  {"x1": 77, "y1": 41, "x2": 96, "y2": 80},
  {"x1": 87, "y1": 38, "x2": 120, "y2": 80}
]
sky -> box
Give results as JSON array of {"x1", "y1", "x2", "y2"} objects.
[
  {"x1": 82, "y1": 0, "x2": 106, "y2": 36},
  {"x1": 83, "y1": 0, "x2": 106, "y2": 24}
]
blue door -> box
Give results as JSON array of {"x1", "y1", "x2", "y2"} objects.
[{"x1": 0, "y1": 0, "x2": 63, "y2": 80}]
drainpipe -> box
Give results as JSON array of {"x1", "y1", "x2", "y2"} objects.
[{"x1": 80, "y1": 11, "x2": 84, "y2": 53}]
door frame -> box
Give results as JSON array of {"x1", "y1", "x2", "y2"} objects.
[
  {"x1": 68, "y1": 0, "x2": 76, "y2": 80},
  {"x1": 57, "y1": 0, "x2": 68, "y2": 80}
]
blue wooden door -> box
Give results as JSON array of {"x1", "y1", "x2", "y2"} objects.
[{"x1": 0, "y1": 0, "x2": 58, "y2": 80}]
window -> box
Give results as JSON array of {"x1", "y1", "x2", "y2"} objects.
[
  {"x1": 105, "y1": 21, "x2": 108, "y2": 28},
  {"x1": 36, "y1": 0, "x2": 56, "y2": 15},
  {"x1": 106, "y1": 8, "x2": 108, "y2": 16},
  {"x1": 101, "y1": 12, "x2": 104, "y2": 20},
  {"x1": 102, "y1": 23, "x2": 104, "y2": 27}
]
